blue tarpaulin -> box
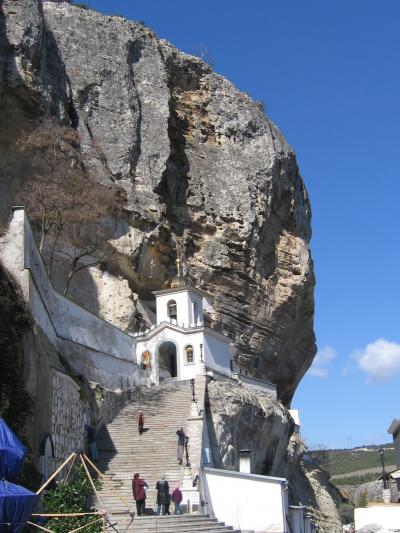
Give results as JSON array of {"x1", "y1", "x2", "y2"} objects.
[
  {"x1": 0, "y1": 480, "x2": 38, "y2": 533},
  {"x1": 0, "y1": 421, "x2": 25, "y2": 482}
]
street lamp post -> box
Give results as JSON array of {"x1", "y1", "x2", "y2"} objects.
[
  {"x1": 184, "y1": 435, "x2": 191, "y2": 467},
  {"x1": 190, "y1": 378, "x2": 196, "y2": 403},
  {"x1": 379, "y1": 448, "x2": 388, "y2": 490}
]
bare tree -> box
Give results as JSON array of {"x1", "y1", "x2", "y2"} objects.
[
  {"x1": 16, "y1": 121, "x2": 82, "y2": 255},
  {"x1": 57, "y1": 177, "x2": 115, "y2": 296},
  {"x1": 15, "y1": 119, "x2": 124, "y2": 292}
]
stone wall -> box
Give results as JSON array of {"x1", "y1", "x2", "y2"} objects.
[
  {"x1": 50, "y1": 370, "x2": 90, "y2": 464},
  {"x1": 20, "y1": 317, "x2": 131, "y2": 476}
]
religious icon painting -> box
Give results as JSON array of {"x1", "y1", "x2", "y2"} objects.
[{"x1": 142, "y1": 350, "x2": 152, "y2": 369}]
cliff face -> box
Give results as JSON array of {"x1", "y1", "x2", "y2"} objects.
[{"x1": 0, "y1": 0, "x2": 315, "y2": 404}]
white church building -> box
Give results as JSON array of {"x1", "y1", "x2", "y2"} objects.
[
  {"x1": 133, "y1": 260, "x2": 277, "y2": 398},
  {"x1": 133, "y1": 260, "x2": 237, "y2": 385}
]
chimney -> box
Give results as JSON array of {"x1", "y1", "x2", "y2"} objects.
[{"x1": 239, "y1": 449, "x2": 252, "y2": 473}]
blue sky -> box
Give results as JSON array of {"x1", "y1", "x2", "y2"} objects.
[{"x1": 88, "y1": 0, "x2": 399, "y2": 449}]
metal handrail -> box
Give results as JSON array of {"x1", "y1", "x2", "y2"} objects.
[{"x1": 100, "y1": 387, "x2": 139, "y2": 426}]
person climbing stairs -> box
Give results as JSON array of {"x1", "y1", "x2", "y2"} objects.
[{"x1": 95, "y1": 380, "x2": 241, "y2": 531}]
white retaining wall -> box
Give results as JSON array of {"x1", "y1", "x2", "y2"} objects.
[
  {"x1": 201, "y1": 467, "x2": 288, "y2": 532},
  {"x1": 0, "y1": 208, "x2": 138, "y2": 389},
  {"x1": 355, "y1": 505, "x2": 400, "y2": 531}
]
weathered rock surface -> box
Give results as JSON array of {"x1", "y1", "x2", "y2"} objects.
[
  {"x1": 206, "y1": 381, "x2": 343, "y2": 532},
  {"x1": 0, "y1": 0, "x2": 315, "y2": 404},
  {"x1": 352, "y1": 480, "x2": 385, "y2": 507},
  {"x1": 206, "y1": 380, "x2": 293, "y2": 473}
]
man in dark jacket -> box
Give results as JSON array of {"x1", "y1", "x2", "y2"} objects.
[
  {"x1": 137, "y1": 410, "x2": 144, "y2": 435},
  {"x1": 176, "y1": 428, "x2": 185, "y2": 465},
  {"x1": 132, "y1": 473, "x2": 148, "y2": 516},
  {"x1": 155, "y1": 475, "x2": 169, "y2": 515}
]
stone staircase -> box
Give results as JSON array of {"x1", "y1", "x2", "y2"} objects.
[{"x1": 94, "y1": 381, "x2": 240, "y2": 532}]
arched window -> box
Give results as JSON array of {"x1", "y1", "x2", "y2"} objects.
[
  {"x1": 185, "y1": 345, "x2": 194, "y2": 364},
  {"x1": 167, "y1": 300, "x2": 177, "y2": 319},
  {"x1": 39, "y1": 433, "x2": 55, "y2": 481}
]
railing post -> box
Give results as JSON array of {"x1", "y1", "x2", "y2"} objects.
[{"x1": 184, "y1": 435, "x2": 191, "y2": 467}]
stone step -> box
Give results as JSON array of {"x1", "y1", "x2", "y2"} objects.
[
  {"x1": 131, "y1": 515, "x2": 237, "y2": 533},
  {"x1": 134, "y1": 521, "x2": 239, "y2": 533},
  {"x1": 135, "y1": 525, "x2": 236, "y2": 533}
]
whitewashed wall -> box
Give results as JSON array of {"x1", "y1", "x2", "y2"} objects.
[
  {"x1": 355, "y1": 505, "x2": 400, "y2": 530},
  {"x1": 203, "y1": 331, "x2": 234, "y2": 375},
  {"x1": 135, "y1": 323, "x2": 236, "y2": 384},
  {"x1": 0, "y1": 208, "x2": 138, "y2": 389},
  {"x1": 136, "y1": 326, "x2": 204, "y2": 383},
  {"x1": 155, "y1": 289, "x2": 204, "y2": 327},
  {"x1": 202, "y1": 467, "x2": 288, "y2": 532}
]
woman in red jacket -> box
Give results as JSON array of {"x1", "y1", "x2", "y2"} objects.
[
  {"x1": 172, "y1": 484, "x2": 183, "y2": 515},
  {"x1": 132, "y1": 472, "x2": 148, "y2": 516}
]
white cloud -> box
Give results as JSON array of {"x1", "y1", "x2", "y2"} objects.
[
  {"x1": 354, "y1": 339, "x2": 400, "y2": 383},
  {"x1": 309, "y1": 346, "x2": 337, "y2": 379}
]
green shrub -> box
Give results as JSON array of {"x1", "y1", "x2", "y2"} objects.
[
  {"x1": 338, "y1": 502, "x2": 355, "y2": 524},
  {"x1": 44, "y1": 464, "x2": 102, "y2": 532}
]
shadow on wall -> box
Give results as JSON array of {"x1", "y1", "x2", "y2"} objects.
[{"x1": 51, "y1": 252, "x2": 101, "y2": 319}]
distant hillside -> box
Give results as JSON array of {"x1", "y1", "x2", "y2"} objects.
[{"x1": 310, "y1": 443, "x2": 395, "y2": 482}]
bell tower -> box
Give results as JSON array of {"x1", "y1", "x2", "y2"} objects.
[{"x1": 153, "y1": 259, "x2": 204, "y2": 328}]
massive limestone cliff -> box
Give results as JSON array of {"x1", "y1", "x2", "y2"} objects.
[{"x1": 0, "y1": 0, "x2": 315, "y2": 405}]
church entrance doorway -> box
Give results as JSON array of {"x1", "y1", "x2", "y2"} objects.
[{"x1": 158, "y1": 341, "x2": 178, "y2": 382}]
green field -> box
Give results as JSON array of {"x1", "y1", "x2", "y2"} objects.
[
  {"x1": 332, "y1": 472, "x2": 381, "y2": 486},
  {"x1": 310, "y1": 443, "x2": 395, "y2": 477}
]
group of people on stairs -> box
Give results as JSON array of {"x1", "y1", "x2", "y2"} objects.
[
  {"x1": 132, "y1": 473, "x2": 183, "y2": 517},
  {"x1": 131, "y1": 416, "x2": 187, "y2": 516}
]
